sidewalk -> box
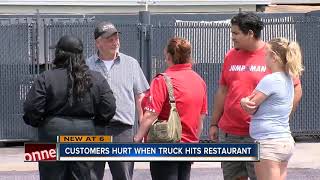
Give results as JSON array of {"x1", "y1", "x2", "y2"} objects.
[{"x1": 1, "y1": 143, "x2": 319, "y2": 171}]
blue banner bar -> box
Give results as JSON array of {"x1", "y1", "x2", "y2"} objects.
[{"x1": 58, "y1": 143, "x2": 259, "y2": 161}]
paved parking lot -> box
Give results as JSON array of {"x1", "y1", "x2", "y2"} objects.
[{"x1": 0, "y1": 168, "x2": 320, "y2": 180}]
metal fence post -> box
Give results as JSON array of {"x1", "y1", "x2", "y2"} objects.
[
  {"x1": 139, "y1": 11, "x2": 152, "y2": 82},
  {"x1": 36, "y1": 9, "x2": 41, "y2": 74}
]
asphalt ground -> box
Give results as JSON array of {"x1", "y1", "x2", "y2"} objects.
[
  {"x1": 0, "y1": 168, "x2": 320, "y2": 180},
  {"x1": 1, "y1": 138, "x2": 320, "y2": 180}
]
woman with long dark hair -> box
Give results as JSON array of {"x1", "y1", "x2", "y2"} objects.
[{"x1": 23, "y1": 35, "x2": 116, "y2": 180}]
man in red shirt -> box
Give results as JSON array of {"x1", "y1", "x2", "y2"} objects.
[{"x1": 209, "y1": 12, "x2": 302, "y2": 180}]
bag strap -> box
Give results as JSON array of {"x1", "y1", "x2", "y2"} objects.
[
  {"x1": 160, "y1": 73, "x2": 176, "y2": 108},
  {"x1": 158, "y1": 73, "x2": 181, "y2": 125}
]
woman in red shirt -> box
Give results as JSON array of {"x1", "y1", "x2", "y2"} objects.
[{"x1": 134, "y1": 37, "x2": 208, "y2": 180}]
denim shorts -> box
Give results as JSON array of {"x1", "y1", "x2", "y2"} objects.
[{"x1": 256, "y1": 136, "x2": 295, "y2": 162}]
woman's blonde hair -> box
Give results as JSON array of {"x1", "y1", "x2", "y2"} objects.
[{"x1": 267, "y1": 37, "x2": 304, "y2": 77}]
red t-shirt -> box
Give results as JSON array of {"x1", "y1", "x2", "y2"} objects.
[
  {"x1": 143, "y1": 63, "x2": 208, "y2": 143},
  {"x1": 141, "y1": 90, "x2": 150, "y2": 142},
  {"x1": 141, "y1": 90, "x2": 150, "y2": 115},
  {"x1": 219, "y1": 46, "x2": 300, "y2": 136}
]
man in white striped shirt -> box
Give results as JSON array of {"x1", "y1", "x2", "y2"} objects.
[{"x1": 86, "y1": 21, "x2": 149, "y2": 180}]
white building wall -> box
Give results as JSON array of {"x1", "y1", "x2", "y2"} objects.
[
  {"x1": 272, "y1": 0, "x2": 320, "y2": 4},
  {"x1": 0, "y1": 0, "x2": 271, "y2": 14}
]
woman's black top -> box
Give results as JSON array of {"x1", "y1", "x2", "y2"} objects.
[{"x1": 23, "y1": 68, "x2": 116, "y2": 127}]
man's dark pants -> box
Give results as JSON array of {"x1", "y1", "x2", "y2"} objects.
[
  {"x1": 94, "y1": 123, "x2": 134, "y2": 180},
  {"x1": 150, "y1": 161, "x2": 192, "y2": 180},
  {"x1": 219, "y1": 129, "x2": 257, "y2": 180},
  {"x1": 38, "y1": 116, "x2": 97, "y2": 180}
]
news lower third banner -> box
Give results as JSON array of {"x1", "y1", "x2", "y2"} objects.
[
  {"x1": 59, "y1": 143, "x2": 259, "y2": 161},
  {"x1": 25, "y1": 136, "x2": 259, "y2": 162}
]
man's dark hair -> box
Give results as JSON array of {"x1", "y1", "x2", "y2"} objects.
[{"x1": 231, "y1": 12, "x2": 264, "y2": 39}]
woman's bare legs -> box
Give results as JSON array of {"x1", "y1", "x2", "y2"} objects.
[{"x1": 254, "y1": 159, "x2": 281, "y2": 180}]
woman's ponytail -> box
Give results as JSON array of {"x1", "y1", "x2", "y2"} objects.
[
  {"x1": 268, "y1": 38, "x2": 304, "y2": 77},
  {"x1": 285, "y1": 42, "x2": 304, "y2": 77}
]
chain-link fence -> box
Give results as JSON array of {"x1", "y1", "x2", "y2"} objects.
[
  {"x1": 0, "y1": 23, "x2": 37, "y2": 141},
  {"x1": 150, "y1": 15, "x2": 320, "y2": 139},
  {"x1": 0, "y1": 13, "x2": 319, "y2": 141}
]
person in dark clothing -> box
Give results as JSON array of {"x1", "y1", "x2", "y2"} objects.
[{"x1": 23, "y1": 35, "x2": 116, "y2": 180}]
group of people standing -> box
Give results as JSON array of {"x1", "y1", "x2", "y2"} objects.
[{"x1": 23, "y1": 11, "x2": 303, "y2": 180}]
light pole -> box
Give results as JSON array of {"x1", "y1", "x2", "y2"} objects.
[{"x1": 137, "y1": 0, "x2": 157, "y2": 11}]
